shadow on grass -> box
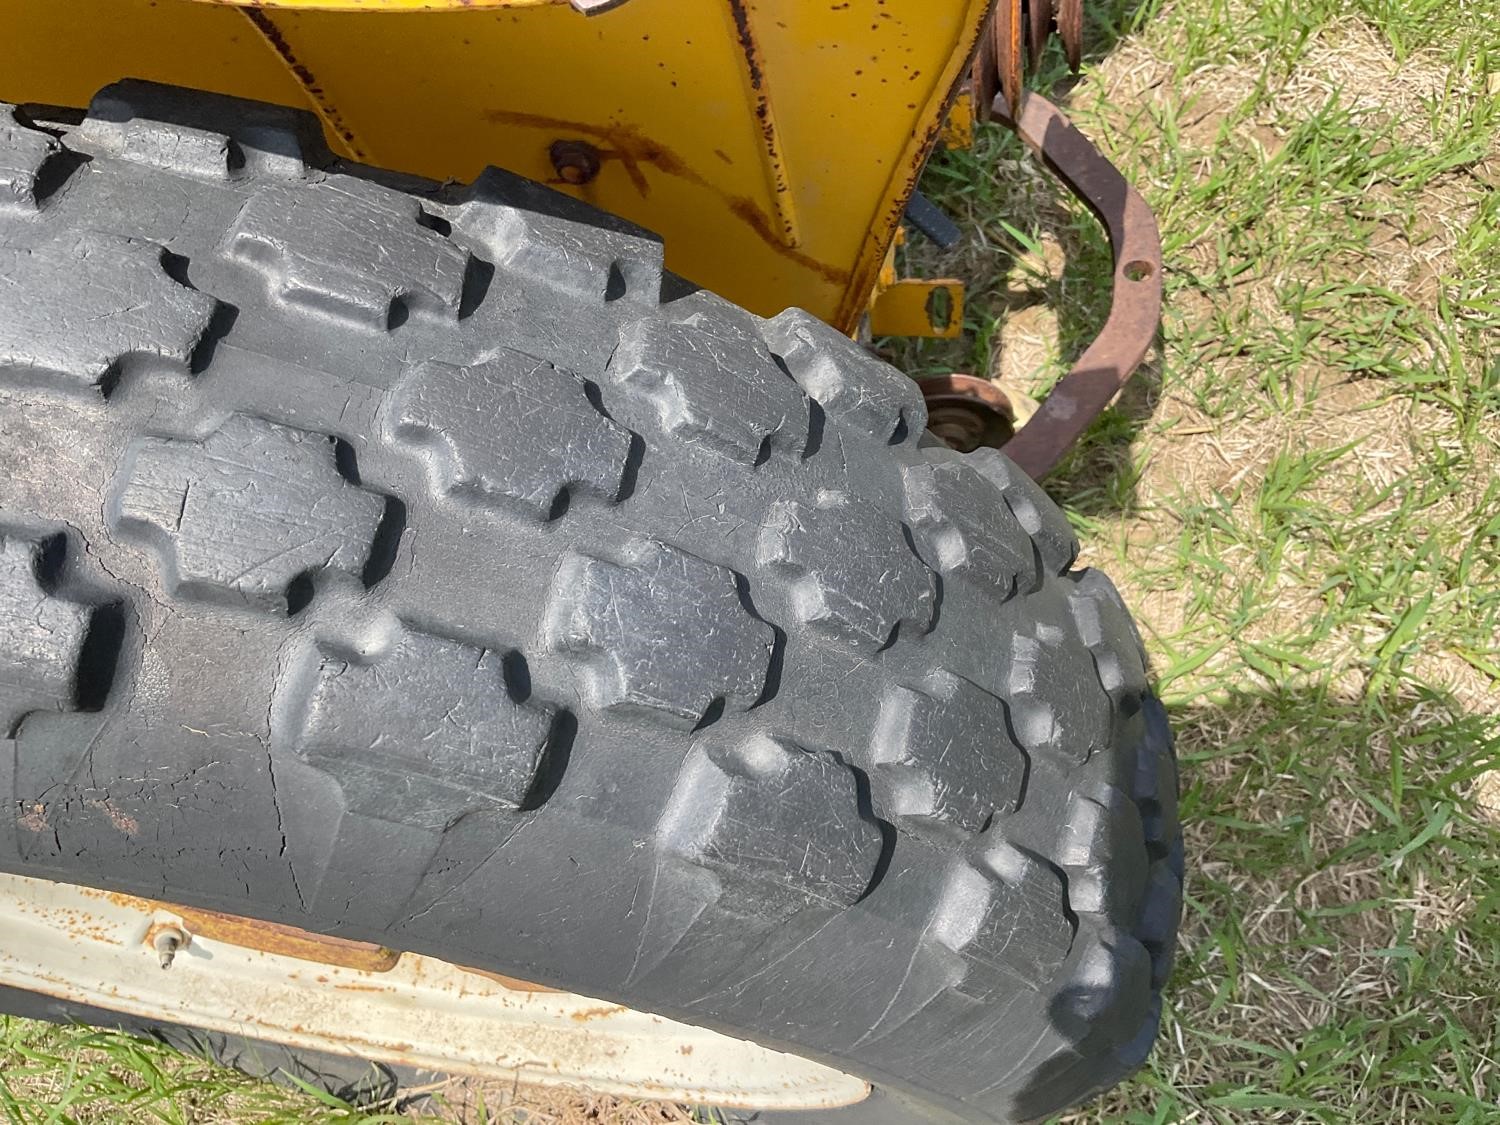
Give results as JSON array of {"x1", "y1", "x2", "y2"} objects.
[{"x1": 1056, "y1": 681, "x2": 1500, "y2": 1122}]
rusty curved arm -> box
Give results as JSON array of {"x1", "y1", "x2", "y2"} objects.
[{"x1": 993, "y1": 92, "x2": 1163, "y2": 480}]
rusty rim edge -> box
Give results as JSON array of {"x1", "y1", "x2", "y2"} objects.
[
  {"x1": 922, "y1": 372, "x2": 1016, "y2": 416},
  {"x1": 992, "y1": 91, "x2": 1163, "y2": 479}
]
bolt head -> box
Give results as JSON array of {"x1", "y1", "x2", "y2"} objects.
[{"x1": 549, "y1": 140, "x2": 602, "y2": 186}]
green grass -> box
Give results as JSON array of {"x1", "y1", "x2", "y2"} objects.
[
  {"x1": 4, "y1": 1, "x2": 1498, "y2": 1122},
  {"x1": 889, "y1": 0, "x2": 1500, "y2": 1120},
  {"x1": 0, "y1": 1018, "x2": 407, "y2": 1124}
]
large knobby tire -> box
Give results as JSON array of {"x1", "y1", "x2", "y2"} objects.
[{"x1": 0, "y1": 82, "x2": 1181, "y2": 1123}]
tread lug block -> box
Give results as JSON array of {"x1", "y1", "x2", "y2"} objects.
[
  {"x1": 1071, "y1": 569, "x2": 1149, "y2": 705},
  {"x1": 78, "y1": 99, "x2": 234, "y2": 182},
  {"x1": 1057, "y1": 787, "x2": 1148, "y2": 923},
  {"x1": 542, "y1": 542, "x2": 773, "y2": 727},
  {"x1": 658, "y1": 734, "x2": 884, "y2": 916},
  {"x1": 108, "y1": 414, "x2": 390, "y2": 612},
  {"x1": 1133, "y1": 697, "x2": 1178, "y2": 853},
  {"x1": 761, "y1": 307, "x2": 926, "y2": 443},
  {"x1": 0, "y1": 534, "x2": 94, "y2": 736},
  {"x1": 1137, "y1": 864, "x2": 1181, "y2": 990},
  {"x1": 1072, "y1": 568, "x2": 1148, "y2": 667},
  {"x1": 606, "y1": 307, "x2": 810, "y2": 464},
  {"x1": 0, "y1": 105, "x2": 64, "y2": 212},
  {"x1": 387, "y1": 352, "x2": 634, "y2": 521},
  {"x1": 1049, "y1": 927, "x2": 1154, "y2": 1048},
  {"x1": 872, "y1": 671, "x2": 1027, "y2": 834},
  {"x1": 225, "y1": 179, "x2": 469, "y2": 329},
  {"x1": 1005, "y1": 618, "x2": 1113, "y2": 763},
  {"x1": 757, "y1": 489, "x2": 936, "y2": 651},
  {"x1": 0, "y1": 233, "x2": 217, "y2": 393},
  {"x1": 968, "y1": 448, "x2": 1079, "y2": 575},
  {"x1": 1115, "y1": 993, "x2": 1164, "y2": 1072},
  {"x1": 81, "y1": 81, "x2": 327, "y2": 178},
  {"x1": 932, "y1": 850, "x2": 1072, "y2": 1000},
  {"x1": 902, "y1": 459, "x2": 1038, "y2": 598},
  {"x1": 454, "y1": 166, "x2": 664, "y2": 305},
  {"x1": 1009, "y1": 931, "x2": 1156, "y2": 1122},
  {"x1": 280, "y1": 627, "x2": 554, "y2": 830}
]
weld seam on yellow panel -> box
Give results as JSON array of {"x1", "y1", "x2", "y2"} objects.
[
  {"x1": 724, "y1": 0, "x2": 799, "y2": 248},
  {"x1": 239, "y1": 8, "x2": 369, "y2": 160}
]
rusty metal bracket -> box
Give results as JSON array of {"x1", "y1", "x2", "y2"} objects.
[{"x1": 992, "y1": 91, "x2": 1163, "y2": 479}]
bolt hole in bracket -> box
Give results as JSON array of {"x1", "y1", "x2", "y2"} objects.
[{"x1": 922, "y1": 92, "x2": 1163, "y2": 480}]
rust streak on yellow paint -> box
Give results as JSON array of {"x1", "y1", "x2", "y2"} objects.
[{"x1": 483, "y1": 107, "x2": 850, "y2": 285}]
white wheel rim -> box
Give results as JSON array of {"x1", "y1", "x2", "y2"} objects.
[{"x1": 0, "y1": 871, "x2": 869, "y2": 1110}]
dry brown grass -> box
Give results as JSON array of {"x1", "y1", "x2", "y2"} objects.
[{"x1": 406, "y1": 1079, "x2": 697, "y2": 1124}]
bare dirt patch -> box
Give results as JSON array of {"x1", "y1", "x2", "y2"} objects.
[{"x1": 408, "y1": 1080, "x2": 697, "y2": 1124}]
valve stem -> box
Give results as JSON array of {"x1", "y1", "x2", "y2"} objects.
[{"x1": 153, "y1": 927, "x2": 186, "y2": 970}]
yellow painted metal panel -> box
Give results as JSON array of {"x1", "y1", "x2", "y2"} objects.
[
  {"x1": 0, "y1": 0, "x2": 990, "y2": 330},
  {"x1": 727, "y1": 2, "x2": 983, "y2": 326},
  {"x1": 0, "y1": 0, "x2": 315, "y2": 129}
]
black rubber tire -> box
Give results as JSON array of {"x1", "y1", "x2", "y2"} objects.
[{"x1": 0, "y1": 82, "x2": 1181, "y2": 1123}]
